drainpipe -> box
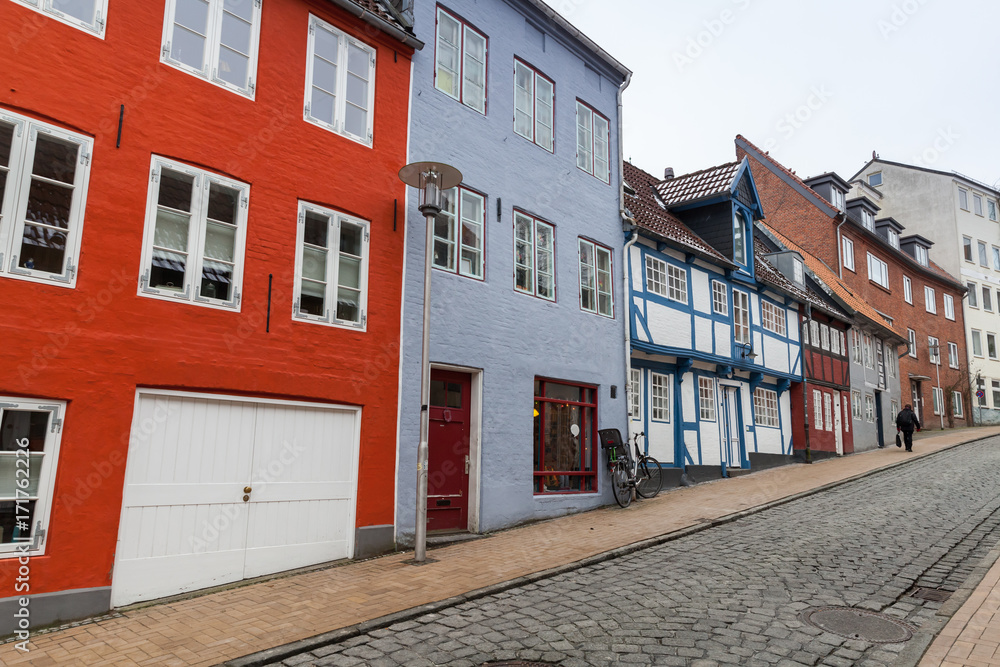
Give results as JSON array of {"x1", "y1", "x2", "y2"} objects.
[
  {"x1": 835, "y1": 212, "x2": 847, "y2": 279},
  {"x1": 616, "y1": 67, "x2": 634, "y2": 432},
  {"x1": 802, "y1": 305, "x2": 812, "y2": 463}
]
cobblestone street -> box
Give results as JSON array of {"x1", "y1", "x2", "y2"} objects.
[{"x1": 279, "y1": 439, "x2": 1000, "y2": 667}]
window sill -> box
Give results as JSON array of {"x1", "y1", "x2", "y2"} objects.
[
  {"x1": 139, "y1": 289, "x2": 241, "y2": 313},
  {"x1": 1, "y1": 270, "x2": 77, "y2": 289},
  {"x1": 304, "y1": 115, "x2": 373, "y2": 149},
  {"x1": 160, "y1": 59, "x2": 256, "y2": 101},
  {"x1": 292, "y1": 314, "x2": 366, "y2": 333}
]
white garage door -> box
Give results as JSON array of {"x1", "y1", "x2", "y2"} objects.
[{"x1": 111, "y1": 390, "x2": 360, "y2": 607}]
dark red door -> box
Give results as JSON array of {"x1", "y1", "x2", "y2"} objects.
[{"x1": 427, "y1": 370, "x2": 471, "y2": 532}]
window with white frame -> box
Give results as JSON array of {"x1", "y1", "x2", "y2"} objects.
[
  {"x1": 863, "y1": 333, "x2": 874, "y2": 369},
  {"x1": 994, "y1": 247, "x2": 1000, "y2": 271},
  {"x1": 305, "y1": 15, "x2": 377, "y2": 145},
  {"x1": 513, "y1": 59, "x2": 554, "y2": 152},
  {"x1": 810, "y1": 320, "x2": 820, "y2": 348},
  {"x1": 975, "y1": 194, "x2": 984, "y2": 216},
  {"x1": 980, "y1": 241, "x2": 989, "y2": 266},
  {"x1": 868, "y1": 172, "x2": 882, "y2": 187},
  {"x1": 964, "y1": 237, "x2": 973, "y2": 262},
  {"x1": 761, "y1": 300, "x2": 786, "y2": 336},
  {"x1": 629, "y1": 368, "x2": 641, "y2": 420},
  {"x1": 908, "y1": 329, "x2": 917, "y2": 358},
  {"x1": 824, "y1": 393, "x2": 833, "y2": 431},
  {"x1": 575, "y1": 101, "x2": 610, "y2": 183},
  {"x1": 915, "y1": 245, "x2": 928, "y2": 267},
  {"x1": 645, "y1": 256, "x2": 667, "y2": 297},
  {"x1": 754, "y1": 388, "x2": 779, "y2": 428},
  {"x1": 433, "y1": 186, "x2": 484, "y2": 279},
  {"x1": 0, "y1": 110, "x2": 93, "y2": 287},
  {"x1": 885, "y1": 342, "x2": 895, "y2": 377},
  {"x1": 969, "y1": 282, "x2": 979, "y2": 308},
  {"x1": 989, "y1": 332, "x2": 998, "y2": 360},
  {"x1": 903, "y1": 276, "x2": 912, "y2": 304},
  {"x1": 959, "y1": 188, "x2": 969, "y2": 210},
  {"x1": 160, "y1": 0, "x2": 262, "y2": 97},
  {"x1": 852, "y1": 329, "x2": 862, "y2": 364},
  {"x1": 990, "y1": 200, "x2": 998, "y2": 221},
  {"x1": 932, "y1": 387, "x2": 943, "y2": 415},
  {"x1": 993, "y1": 381, "x2": 1000, "y2": 409},
  {"x1": 579, "y1": 238, "x2": 613, "y2": 317},
  {"x1": 294, "y1": 201, "x2": 369, "y2": 327},
  {"x1": 842, "y1": 236, "x2": 855, "y2": 271},
  {"x1": 733, "y1": 209, "x2": 748, "y2": 266},
  {"x1": 891, "y1": 399, "x2": 899, "y2": 420},
  {"x1": 928, "y1": 336, "x2": 940, "y2": 365},
  {"x1": 434, "y1": 7, "x2": 487, "y2": 114},
  {"x1": 11, "y1": 0, "x2": 108, "y2": 35},
  {"x1": 802, "y1": 316, "x2": 809, "y2": 345},
  {"x1": 698, "y1": 377, "x2": 716, "y2": 421},
  {"x1": 139, "y1": 157, "x2": 248, "y2": 308},
  {"x1": 867, "y1": 252, "x2": 889, "y2": 288},
  {"x1": 833, "y1": 188, "x2": 846, "y2": 211},
  {"x1": 948, "y1": 341, "x2": 959, "y2": 368},
  {"x1": 514, "y1": 211, "x2": 555, "y2": 301},
  {"x1": 667, "y1": 264, "x2": 688, "y2": 304},
  {"x1": 712, "y1": 280, "x2": 728, "y2": 315},
  {"x1": 985, "y1": 285, "x2": 994, "y2": 312},
  {"x1": 812, "y1": 390, "x2": 822, "y2": 430},
  {"x1": 953, "y1": 391, "x2": 964, "y2": 418},
  {"x1": 650, "y1": 372, "x2": 670, "y2": 422},
  {"x1": 733, "y1": 290, "x2": 750, "y2": 344},
  {"x1": 972, "y1": 329, "x2": 984, "y2": 357},
  {"x1": 978, "y1": 378, "x2": 988, "y2": 407},
  {"x1": 861, "y1": 209, "x2": 874, "y2": 231},
  {"x1": 843, "y1": 395, "x2": 850, "y2": 432},
  {"x1": 793, "y1": 258, "x2": 804, "y2": 284},
  {"x1": 820, "y1": 323, "x2": 831, "y2": 351},
  {"x1": 831, "y1": 327, "x2": 841, "y2": 356},
  {"x1": 852, "y1": 390, "x2": 862, "y2": 420},
  {"x1": 887, "y1": 229, "x2": 900, "y2": 249},
  {"x1": 924, "y1": 286, "x2": 936, "y2": 313},
  {"x1": 865, "y1": 394, "x2": 875, "y2": 422},
  {"x1": 0, "y1": 398, "x2": 64, "y2": 557},
  {"x1": 944, "y1": 294, "x2": 955, "y2": 320}
]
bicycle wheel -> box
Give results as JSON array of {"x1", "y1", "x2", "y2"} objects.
[
  {"x1": 636, "y1": 456, "x2": 664, "y2": 499},
  {"x1": 610, "y1": 462, "x2": 632, "y2": 508}
]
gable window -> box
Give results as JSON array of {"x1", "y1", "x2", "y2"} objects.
[
  {"x1": 435, "y1": 7, "x2": 487, "y2": 114},
  {"x1": 851, "y1": 390, "x2": 862, "y2": 420},
  {"x1": 867, "y1": 252, "x2": 889, "y2": 289},
  {"x1": 650, "y1": 372, "x2": 670, "y2": 422},
  {"x1": 667, "y1": 264, "x2": 688, "y2": 304},
  {"x1": 861, "y1": 209, "x2": 874, "y2": 231},
  {"x1": 972, "y1": 329, "x2": 983, "y2": 357},
  {"x1": 907, "y1": 328, "x2": 917, "y2": 358},
  {"x1": 915, "y1": 245, "x2": 929, "y2": 267},
  {"x1": 514, "y1": 211, "x2": 555, "y2": 301},
  {"x1": 0, "y1": 111, "x2": 93, "y2": 287},
  {"x1": 0, "y1": 398, "x2": 65, "y2": 557},
  {"x1": 928, "y1": 336, "x2": 940, "y2": 365},
  {"x1": 513, "y1": 59, "x2": 554, "y2": 152},
  {"x1": 959, "y1": 188, "x2": 969, "y2": 211},
  {"x1": 985, "y1": 285, "x2": 994, "y2": 313},
  {"x1": 712, "y1": 280, "x2": 728, "y2": 315},
  {"x1": 887, "y1": 229, "x2": 900, "y2": 249},
  {"x1": 733, "y1": 290, "x2": 750, "y2": 345},
  {"x1": 953, "y1": 391, "x2": 964, "y2": 418},
  {"x1": 293, "y1": 201, "x2": 369, "y2": 327},
  {"x1": 575, "y1": 101, "x2": 610, "y2": 183},
  {"x1": 629, "y1": 368, "x2": 641, "y2": 420},
  {"x1": 948, "y1": 342, "x2": 959, "y2": 368},
  {"x1": 698, "y1": 377, "x2": 716, "y2": 421},
  {"x1": 434, "y1": 187, "x2": 484, "y2": 279},
  {"x1": 974, "y1": 194, "x2": 984, "y2": 216},
  {"x1": 11, "y1": 0, "x2": 107, "y2": 36},
  {"x1": 964, "y1": 236, "x2": 973, "y2": 262},
  {"x1": 139, "y1": 157, "x2": 248, "y2": 309},
  {"x1": 161, "y1": 0, "x2": 261, "y2": 97},
  {"x1": 903, "y1": 276, "x2": 912, "y2": 304},
  {"x1": 842, "y1": 236, "x2": 855, "y2": 271},
  {"x1": 833, "y1": 188, "x2": 846, "y2": 212},
  {"x1": 865, "y1": 394, "x2": 875, "y2": 422},
  {"x1": 990, "y1": 200, "x2": 998, "y2": 221},
  {"x1": 924, "y1": 286, "x2": 936, "y2": 314},
  {"x1": 944, "y1": 294, "x2": 954, "y2": 320},
  {"x1": 868, "y1": 172, "x2": 882, "y2": 187},
  {"x1": 793, "y1": 258, "x2": 804, "y2": 284},
  {"x1": 533, "y1": 379, "x2": 596, "y2": 494},
  {"x1": 733, "y1": 209, "x2": 748, "y2": 265},
  {"x1": 968, "y1": 282, "x2": 979, "y2": 308},
  {"x1": 979, "y1": 241, "x2": 989, "y2": 267},
  {"x1": 761, "y1": 300, "x2": 786, "y2": 336},
  {"x1": 578, "y1": 238, "x2": 612, "y2": 317},
  {"x1": 645, "y1": 256, "x2": 667, "y2": 297},
  {"x1": 305, "y1": 16, "x2": 377, "y2": 146},
  {"x1": 754, "y1": 388, "x2": 779, "y2": 428}
]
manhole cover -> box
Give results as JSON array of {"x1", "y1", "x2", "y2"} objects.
[
  {"x1": 802, "y1": 606, "x2": 914, "y2": 643},
  {"x1": 910, "y1": 587, "x2": 952, "y2": 602}
]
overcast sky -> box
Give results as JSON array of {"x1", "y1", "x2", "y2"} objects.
[{"x1": 568, "y1": 0, "x2": 1000, "y2": 189}]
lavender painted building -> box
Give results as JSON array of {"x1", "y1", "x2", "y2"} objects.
[{"x1": 395, "y1": 0, "x2": 631, "y2": 544}]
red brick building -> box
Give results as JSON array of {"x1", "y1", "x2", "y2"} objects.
[{"x1": 0, "y1": 0, "x2": 418, "y2": 631}]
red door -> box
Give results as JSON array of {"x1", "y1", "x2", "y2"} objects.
[{"x1": 427, "y1": 370, "x2": 471, "y2": 532}]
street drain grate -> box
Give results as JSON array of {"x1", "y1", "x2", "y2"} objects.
[
  {"x1": 802, "y1": 606, "x2": 914, "y2": 643},
  {"x1": 909, "y1": 587, "x2": 953, "y2": 602}
]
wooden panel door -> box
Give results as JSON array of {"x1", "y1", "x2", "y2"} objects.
[{"x1": 426, "y1": 370, "x2": 471, "y2": 533}]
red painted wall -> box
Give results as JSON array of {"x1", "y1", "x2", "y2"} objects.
[{"x1": 0, "y1": 0, "x2": 413, "y2": 597}]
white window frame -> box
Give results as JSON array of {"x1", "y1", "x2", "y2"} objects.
[
  {"x1": 667, "y1": 264, "x2": 688, "y2": 304},
  {"x1": 812, "y1": 390, "x2": 822, "y2": 430},
  {"x1": 304, "y1": 15, "x2": 377, "y2": 146},
  {"x1": 887, "y1": 229, "x2": 900, "y2": 249},
  {"x1": 990, "y1": 200, "x2": 998, "y2": 222},
  {"x1": 903, "y1": 276, "x2": 912, "y2": 304},
  {"x1": 964, "y1": 236, "x2": 973, "y2": 262},
  {"x1": 578, "y1": 238, "x2": 613, "y2": 318},
  {"x1": 885, "y1": 342, "x2": 895, "y2": 377},
  {"x1": 975, "y1": 194, "x2": 984, "y2": 216},
  {"x1": 851, "y1": 390, "x2": 862, "y2": 420},
  {"x1": 824, "y1": 392, "x2": 833, "y2": 431},
  {"x1": 948, "y1": 341, "x2": 959, "y2": 369},
  {"x1": 292, "y1": 201, "x2": 369, "y2": 329},
  {"x1": 0, "y1": 398, "x2": 65, "y2": 558},
  {"x1": 908, "y1": 329, "x2": 917, "y2": 358},
  {"x1": 865, "y1": 394, "x2": 875, "y2": 423},
  {"x1": 575, "y1": 100, "x2": 610, "y2": 184},
  {"x1": 972, "y1": 329, "x2": 984, "y2": 358},
  {"x1": 833, "y1": 188, "x2": 846, "y2": 212},
  {"x1": 434, "y1": 6, "x2": 487, "y2": 114},
  {"x1": 0, "y1": 110, "x2": 93, "y2": 288},
  {"x1": 138, "y1": 157, "x2": 249, "y2": 310},
  {"x1": 959, "y1": 188, "x2": 969, "y2": 211},
  {"x1": 969, "y1": 281, "x2": 979, "y2": 308},
  {"x1": 513, "y1": 58, "x2": 554, "y2": 152},
  {"x1": 733, "y1": 289, "x2": 750, "y2": 345},
  {"x1": 820, "y1": 324, "x2": 831, "y2": 351},
  {"x1": 924, "y1": 286, "x2": 936, "y2": 314},
  {"x1": 810, "y1": 320, "x2": 820, "y2": 349},
  {"x1": 629, "y1": 368, "x2": 641, "y2": 420},
  {"x1": 867, "y1": 252, "x2": 889, "y2": 289},
  {"x1": 160, "y1": 0, "x2": 262, "y2": 98},
  {"x1": 928, "y1": 336, "x2": 940, "y2": 365},
  {"x1": 891, "y1": 399, "x2": 899, "y2": 422},
  {"x1": 980, "y1": 240, "x2": 989, "y2": 267},
  {"x1": 433, "y1": 186, "x2": 485, "y2": 280},
  {"x1": 761, "y1": 300, "x2": 787, "y2": 337},
  {"x1": 793, "y1": 258, "x2": 804, "y2": 284},
  {"x1": 842, "y1": 236, "x2": 855, "y2": 271},
  {"x1": 993, "y1": 247, "x2": 1000, "y2": 271},
  {"x1": 989, "y1": 332, "x2": 998, "y2": 360},
  {"x1": 852, "y1": 329, "x2": 863, "y2": 364},
  {"x1": 985, "y1": 285, "x2": 994, "y2": 313},
  {"x1": 843, "y1": 395, "x2": 850, "y2": 432},
  {"x1": 953, "y1": 391, "x2": 964, "y2": 418},
  {"x1": 650, "y1": 372, "x2": 670, "y2": 422},
  {"x1": 712, "y1": 280, "x2": 728, "y2": 315},
  {"x1": 932, "y1": 387, "x2": 943, "y2": 415},
  {"x1": 513, "y1": 211, "x2": 555, "y2": 301},
  {"x1": 861, "y1": 209, "x2": 874, "y2": 231},
  {"x1": 10, "y1": 0, "x2": 107, "y2": 36},
  {"x1": 831, "y1": 326, "x2": 841, "y2": 356},
  {"x1": 698, "y1": 377, "x2": 716, "y2": 422},
  {"x1": 863, "y1": 333, "x2": 874, "y2": 369},
  {"x1": 915, "y1": 245, "x2": 929, "y2": 267},
  {"x1": 944, "y1": 294, "x2": 955, "y2": 320},
  {"x1": 645, "y1": 256, "x2": 667, "y2": 297},
  {"x1": 868, "y1": 172, "x2": 882, "y2": 187},
  {"x1": 754, "y1": 388, "x2": 779, "y2": 428}
]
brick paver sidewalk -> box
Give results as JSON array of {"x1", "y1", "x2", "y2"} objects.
[{"x1": 5, "y1": 427, "x2": 1000, "y2": 667}]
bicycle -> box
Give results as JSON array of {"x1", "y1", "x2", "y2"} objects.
[{"x1": 598, "y1": 429, "x2": 664, "y2": 508}]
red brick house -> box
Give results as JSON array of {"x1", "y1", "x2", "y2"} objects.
[{"x1": 0, "y1": 0, "x2": 418, "y2": 632}]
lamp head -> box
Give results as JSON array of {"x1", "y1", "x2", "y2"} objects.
[{"x1": 398, "y1": 161, "x2": 463, "y2": 216}]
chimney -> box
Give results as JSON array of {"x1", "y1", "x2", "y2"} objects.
[{"x1": 663, "y1": 167, "x2": 675, "y2": 180}]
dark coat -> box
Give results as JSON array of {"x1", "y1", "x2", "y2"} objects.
[{"x1": 896, "y1": 407, "x2": 921, "y2": 432}]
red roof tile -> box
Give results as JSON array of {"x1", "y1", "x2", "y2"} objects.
[{"x1": 655, "y1": 162, "x2": 742, "y2": 207}]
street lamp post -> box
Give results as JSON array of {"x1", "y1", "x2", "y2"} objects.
[
  {"x1": 930, "y1": 342, "x2": 944, "y2": 430},
  {"x1": 398, "y1": 161, "x2": 463, "y2": 563}
]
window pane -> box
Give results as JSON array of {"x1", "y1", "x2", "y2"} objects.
[
  {"x1": 312, "y1": 57, "x2": 338, "y2": 92},
  {"x1": 33, "y1": 135, "x2": 78, "y2": 184},
  {"x1": 159, "y1": 169, "x2": 194, "y2": 212},
  {"x1": 462, "y1": 30, "x2": 486, "y2": 112},
  {"x1": 304, "y1": 211, "x2": 328, "y2": 248},
  {"x1": 300, "y1": 278, "x2": 325, "y2": 315},
  {"x1": 435, "y1": 13, "x2": 461, "y2": 98},
  {"x1": 0, "y1": 410, "x2": 48, "y2": 453},
  {"x1": 172, "y1": 0, "x2": 210, "y2": 70},
  {"x1": 315, "y1": 26, "x2": 339, "y2": 63},
  {"x1": 0, "y1": 501, "x2": 36, "y2": 544},
  {"x1": 336, "y1": 287, "x2": 360, "y2": 322},
  {"x1": 311, "y1": 89, "x2": 336, "y2": 126},
  {"x1": 344, "y1": 105, "x2": 366, "y2": 138},
  {"x1": 338, "y1": 256, "x2": 361, "y2": 289},
  {"x1": 545, "y1": 383, "x2": 581, "y2": 401},
  {"x1": 340, "y1": 222, "x2": 363, "y2": 256},
  {"x1": 203, "y1": 221, "x2": 235, "y2": 262},
  {"x1": 150, "y1": 249, "x2": 187, "y2": 291},
  {"x1": 199, "y1": 258, "x2": 232, "y2": 300},
  {"x1": 302, "y1": 246, "x2": 326, "y2": 281},
  {"x1": 221, "y1": 6, "x2": 252, "y2": 55},
  {"x1": 218, "y1": 47, "x2": 249, "y2": 88},
  {"x1": 0, "y1": 123, "x2": 12, "y2": 166},
  {"x1": 514, "y1": 63, "x2": 533, "y2": 139},
  {"x1": 430, "y1": 380, "x2": 447, "y2": 407},
  {"x1": 207, "y1": 183, "x2": 238, "y2": 224},
  {"x1": 153, "y1": 208, "x2": 191, "y2": 252},
  {"x1": 51, "y1": 0, "x2": 97, "y2": 24},
  {"x1": 18, "y1": 224, "x2": 66, "y2": 273}
]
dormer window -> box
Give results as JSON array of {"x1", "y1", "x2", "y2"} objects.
[
  {"x1": 915, "y1": 245, "x2": 929, "y2": 267},
  {"x1": 868, "y1": 172, "x2": 882, "y2": 187},
  {"x1": 793, "y1": 258, "x2": 804, "y2": 284},
  {"x1": 733, "y1": 209, "x2": 747, "y2": 265},
  {"x1": 887, "y1": 229, "x2": 900, "y2": 249},
  {"x1": 861, "y1": 209, "x2": 874, "y2": 231},
  {"x1": 832, "y1": 188, "x2": 846, "y2": 212}
]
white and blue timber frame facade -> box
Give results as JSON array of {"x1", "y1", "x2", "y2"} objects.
[{"x1": 624, "y1": 160, "x2": 805, "y2": 480}]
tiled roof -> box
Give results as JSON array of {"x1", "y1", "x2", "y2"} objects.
[
  {"x1": 753, "y1": 239, "x2": 843, "y2": 319},
  {"x1": 760, "y1": 222, "x2": 906, "y2": 341},
  {"x1": 655, "y1": 162, "x2": 742, "y2": 207},
  {"x1": 623, "y1": 162, "x2": 734, "y2": 266}
]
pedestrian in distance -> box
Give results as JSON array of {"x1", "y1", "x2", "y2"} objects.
[{"x1": 895, "y1": 404, "x2": 921, "y2": 452}]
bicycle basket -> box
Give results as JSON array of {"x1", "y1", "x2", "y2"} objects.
[{"x1": 598, "y1": 428, "x2": 624, "y2": 450}]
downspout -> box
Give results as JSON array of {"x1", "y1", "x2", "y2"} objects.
[
  {"x1": 617, "y1": 69, "x2": 634, "y2": 431},
  {"x1": 801, "y1": 305, "x2": 812, "y2": 463}
]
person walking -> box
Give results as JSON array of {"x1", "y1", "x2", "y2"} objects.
[{"x1": 895, "y1": 404, "x2": 921, "y2": 452}]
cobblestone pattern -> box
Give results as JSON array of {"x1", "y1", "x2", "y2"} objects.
[{"x1": 280, "y1": 440, "x2": 1000, "y2": 667}]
